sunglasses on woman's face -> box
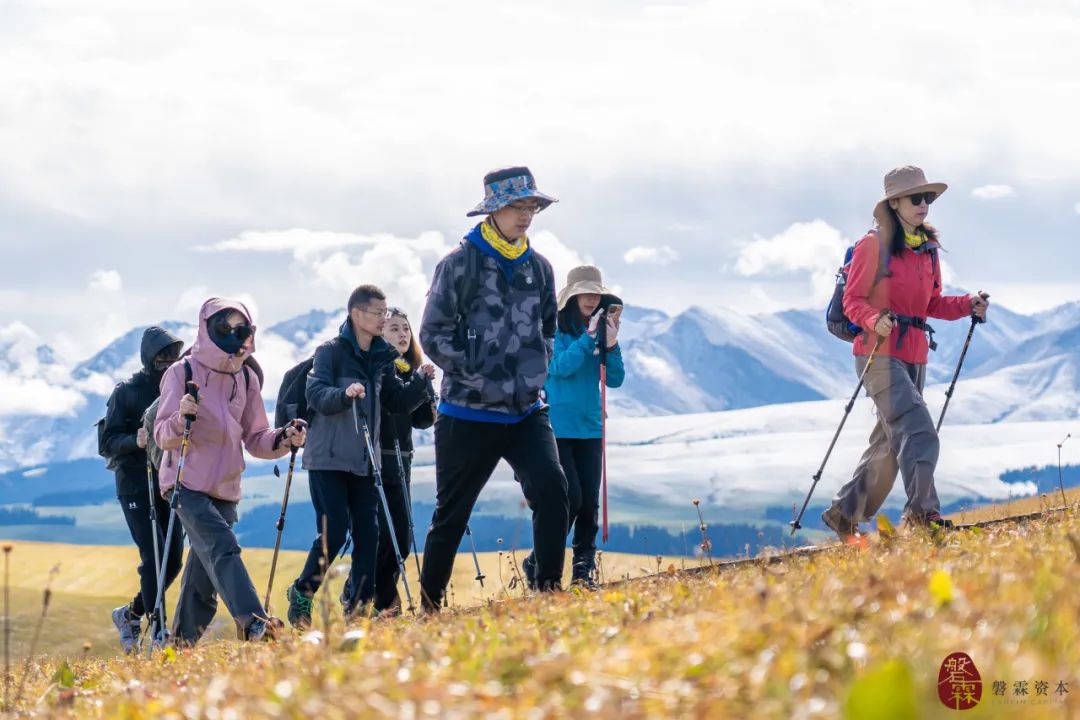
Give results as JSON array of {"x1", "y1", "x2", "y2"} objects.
[
  {"x1": 213, "y1": 320, "x2": 255, "y2": 342},
  {"x1": 906, "y1": 192, "x2": 937, "y2": 206}
]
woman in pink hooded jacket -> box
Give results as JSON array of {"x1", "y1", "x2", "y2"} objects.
[{"x1": 155, "y1": 297, "x2": 306, "y2": 643}]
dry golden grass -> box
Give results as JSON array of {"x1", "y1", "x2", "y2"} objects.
[
  {"x1": 0, "y1": 541, "x2": 687, "y2": 661},
  {"x1": 946, "y1": 487, "x2": 1080, "y2": 525},
  {"x1": 3, "y1": 510, "x2": 1078, "y2": 718}
]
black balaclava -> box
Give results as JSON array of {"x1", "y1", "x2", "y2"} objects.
[{"x1": 207, "y1": 309, "x2": 250, "y2": 356}]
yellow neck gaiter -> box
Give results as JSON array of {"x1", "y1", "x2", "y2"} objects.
[
  {"x1": 905, "y1": 230, "x2": 927, "y2": 249},
  {"x1": 480, "y1": 219, "x2": 529, "y2": 261}
]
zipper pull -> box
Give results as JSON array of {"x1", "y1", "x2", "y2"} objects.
[{"x1": 467, "y1": 329, "x2": 477, "y2": 341}]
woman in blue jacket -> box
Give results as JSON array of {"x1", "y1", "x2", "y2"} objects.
[{"x1": 524, "y1": 266, "x2": 625, "y2": 590}]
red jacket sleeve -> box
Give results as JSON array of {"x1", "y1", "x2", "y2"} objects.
[
  {"x1": 926, "y1": 254, "x2": 972, "y2": 320},
  {"x1": 842, "y1": 235, "x2": 884, "y2": 333}
]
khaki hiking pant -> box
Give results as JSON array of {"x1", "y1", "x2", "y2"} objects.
[{"x1": 831, "y1": 356, "x2": 941, "y2": 523}]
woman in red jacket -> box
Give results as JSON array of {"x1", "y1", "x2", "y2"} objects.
[{"x1": 822, "y1": 166, "x2": 989, "y2": 539}]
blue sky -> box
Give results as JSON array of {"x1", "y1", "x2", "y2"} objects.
[{"x1": 3, "y1": 0, "x2": 1080, "y2": 363}]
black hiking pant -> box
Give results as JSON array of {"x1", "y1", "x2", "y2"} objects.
[
  {"x1": 374, "y1": 452, "x2": 412, "y2": 611},
  {"x1": 420, "y1": 408, "x2": 568, "y2": 609},
  {"x1": 294, "y1": 470, "x2": 380, "y2": 608},
  {"x1": 560, "y1": 438, "x2": 604, "y2": 562},
  {"x1": 118, "y1": 471, "x2": 184, "y2": 619}
]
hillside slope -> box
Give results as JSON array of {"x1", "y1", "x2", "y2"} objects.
[{"x1": 6, "y1": 510, "x2": 1079, "y2": 717}]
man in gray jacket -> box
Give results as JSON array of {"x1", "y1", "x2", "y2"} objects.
[{"x1": 419, "y1": 166, "x2": 569, "y2": 610}]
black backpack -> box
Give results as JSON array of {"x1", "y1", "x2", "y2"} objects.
[
  {"x1": 274, "y1": 342, "x2": 344, "y2": 428},
  {"x1": 95, "y1": 414, "x2": 118, "y2": 471}
]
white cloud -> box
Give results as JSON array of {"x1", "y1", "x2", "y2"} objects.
[
  {"x1": 623, "y1": 245, "x2": 678, "y2": 266},
  {"x1": 734, "y1": 220, "x2": 850, "y2": 304},
  {"x1": 971, "y1": 184, "x2": 1015, "y2": 200},
  {"x1": 530, "y1": 230, "x2": 592, "y2": 289},
  {"x1": 88, "y1": 269, "x2": 122, "y2": 293},
  {"x1": 194, "y1": 229, "x2": 374, "y2": 257},
  {"x1": 4, "y1": 0, "x2": 1080, "y2": 229},
  {"x1": 0, "y1": 376, "x2": 84, "y2": 417}
]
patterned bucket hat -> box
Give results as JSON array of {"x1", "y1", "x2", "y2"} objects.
[{"x1": 466, "y1": 166, "x2": 559, "y2": 217}]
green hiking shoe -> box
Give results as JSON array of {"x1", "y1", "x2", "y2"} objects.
[{"x1": 286, "y1": 582, "x2": 314, "y2": 630}]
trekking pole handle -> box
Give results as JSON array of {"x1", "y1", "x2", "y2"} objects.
[
  {"x1": 972, "y1": 291, "x2": 990, "y2": 324},
  {"x1": 183, "y1": 382, "x2": 199, "y2": 423}
]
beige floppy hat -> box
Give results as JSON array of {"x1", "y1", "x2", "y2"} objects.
[
  {"x1": 557, "y1": 266, "x2": 613, "y2": 311},
  {"x1": 873, "y1": 165, "x2": 948, "y2": 225}
]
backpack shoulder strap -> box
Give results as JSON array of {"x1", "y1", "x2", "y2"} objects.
[
  {"x1": 456, "y1": 241, "x2": 482, "y2": 322},
  {"x1": 528, "y1": 253, "x2": 548, "y2": 299},
  {"x1": 183, "y1": 358, "x2": 192, "y2": 386},
  {"x1": 865, "y1": 229, "x2": 892, "y2": 285}
]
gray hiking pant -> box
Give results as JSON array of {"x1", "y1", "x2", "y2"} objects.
[
  {"x1": 831, "y1": 356, "x2": 941, "y2": 522},
  {"x1": 172, "y1": 488, "x2": 264, "y2": 643}
]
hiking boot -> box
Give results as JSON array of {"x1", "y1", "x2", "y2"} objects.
[
  {"x1": 570, "y1": 554, "x2": 598, "y2": 591},
  {"x1": 150, "y1": 624, "x2": 171, "y2": 651},
  {"x1": 903, "y1": 511, "x2": 955, "y2": 530},
  {"x1": 522, "y1": 552, "x2": 537, "y2": 591},
  {"x1": 536, "y1": 578, "x2": 563, "y2": 593},
  {"x1": 821, "y1": 506, "x2": 861, "y2": 541},
  {"x1": 111, "y1": 605, "x2": 141, "y2": 654},
  {"x1": 286, "y1": 582, "x2": 313, "y2": 630},
  {"x1": 245, "y1": 617, "x2": 283, "y2": 642}
]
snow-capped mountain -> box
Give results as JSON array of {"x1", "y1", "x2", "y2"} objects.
[{"x1": 1, "y1": 298, "x2": 1079, "y2": 473}]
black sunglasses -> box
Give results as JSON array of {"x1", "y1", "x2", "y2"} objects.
[
  {"x1": 906, "y1": 192, "x2": 938, "y2": 206},
  {"x1": 212, "y1": 319, "x2": 255, "y2": 342}
]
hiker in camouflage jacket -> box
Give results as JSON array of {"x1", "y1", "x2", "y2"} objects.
[{"x1": 418, "y1": 166, "x2": 570, "y2": 609}]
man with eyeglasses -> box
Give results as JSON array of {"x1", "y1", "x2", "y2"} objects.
[
  {"x1": 419, "y1": 166, "x2": 570, "y2": 609},
  {"x1": 103, "y1": 326, "x2": 185, "y2": 653},
  {"x1": 285, "y1": 285, "x2": 431, "y2": 626}
]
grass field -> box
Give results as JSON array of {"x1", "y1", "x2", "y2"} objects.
[
  {"x1": 0, "y1": 506, "x2": 1074, "y2": 717},
  {"x1": 0, "y1": 541, "x2": 690, "y2": 662},
  {"x1": 945, "y1": 486, "x2": 1080, "y2": 525}
]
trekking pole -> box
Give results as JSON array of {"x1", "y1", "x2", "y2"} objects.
[
  {"x1": 353, "y1": 399, "x2": 415, "y2": 614},
  {"x1": 598, "y1": 312, "x2": 610, "y2": 543},
  {"x1": 936, "y1": 292, "x2": 989, "y2": 433},
  {"x1": 144, "y1": 458, "x2": 165, "y2": 649},
  {"x1": 464, "y1": 525, "x2": 486, "y2": 588},
  {"x1": 148, "y1": 380, "x2": 198, "y2": 657},
  {"x1": 790, "y1": 327, "x2": 888, "y2": 535},
  {"x1": 393, "y1": 439, "x2": 423, "y2": 579},
  {"x1": 264, "y1": 420, "x2": 306, "y2": 613},
  {"x1": 1058, "y1": 434, "x2": 1071, "y2": 510}
]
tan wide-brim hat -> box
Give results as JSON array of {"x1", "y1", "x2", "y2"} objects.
[
  {"x1": 557, "y1": 265, "x2": 613, "y2": 311},
  {"x1": 873, "y1": 165, "x2": 948, "y2": 225}
]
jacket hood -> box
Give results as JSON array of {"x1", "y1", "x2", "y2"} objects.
[
  {"x1": 140, "y1": 326, "x2": 184, "y2": 373},
  {"x1": 191, "y1": 297, "x2": 256, "y2": 374},
  {"x1": 338, "y1": 317, "x2": 400, "y2": 365}
]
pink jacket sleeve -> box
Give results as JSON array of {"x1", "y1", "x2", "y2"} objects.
[
  {"x1": 842, "y1": 235, "x2": 884, "y2": 333},
  {"x1": 154, "y1": 364, "x2": 187, "y2": 451},
  {"x1": 241, "y1": 373, "x2": 289, "y2": 460},
  {"x1": 926, "y1": 257, "x2": 972, "y2": 320}
]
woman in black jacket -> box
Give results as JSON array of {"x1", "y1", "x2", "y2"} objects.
[{"x1": 374, "y1": 307, "x2": 436, "y2": 614}]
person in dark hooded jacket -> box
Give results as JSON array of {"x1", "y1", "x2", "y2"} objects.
[
  {"x1": 285, "y1": 286, "x2": 430, "y2": 628},
  {"x1": 102, "y1": 326, "x2": 185, "y2": 653},
  {"x1": 373, "y1": 307, "x2": 436, "y2": 614}
]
